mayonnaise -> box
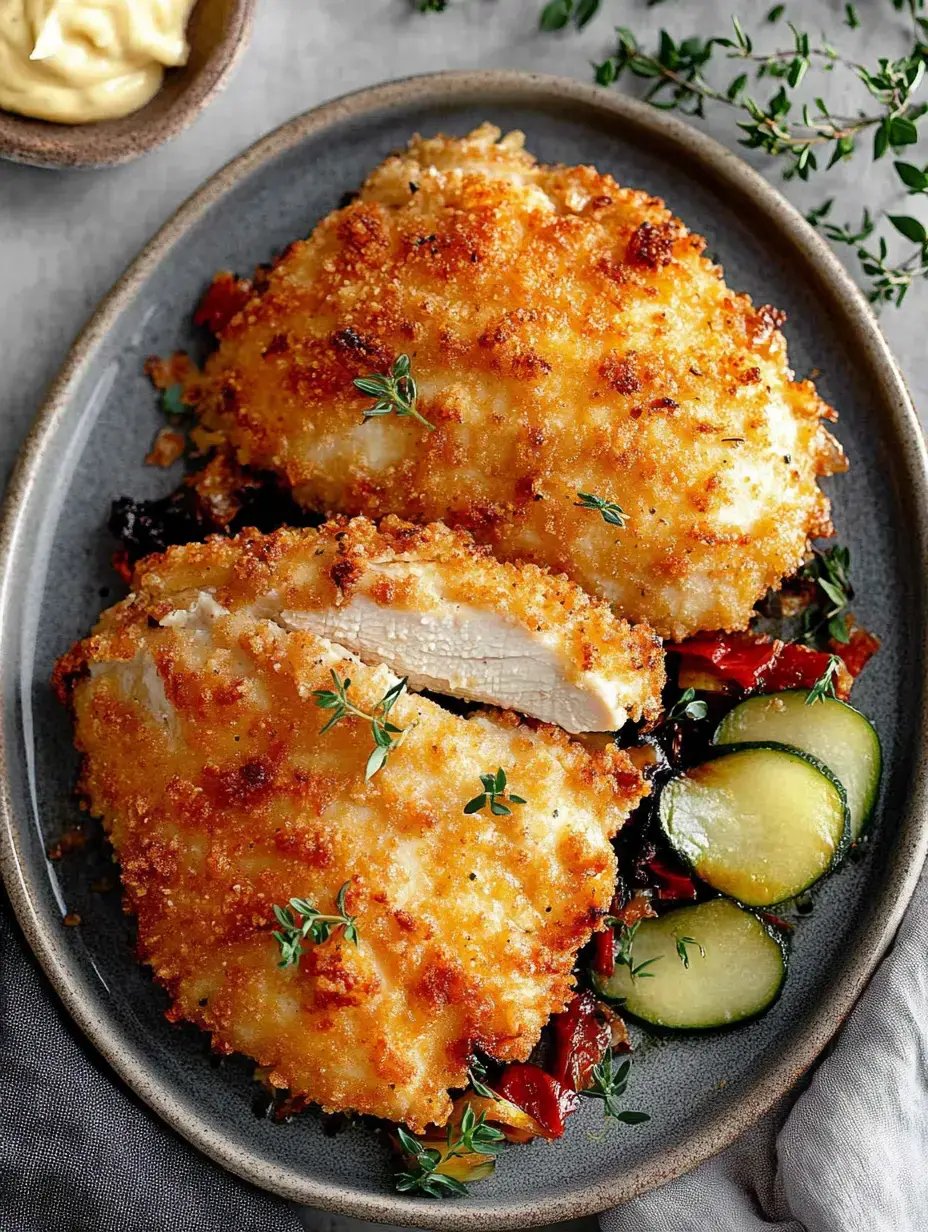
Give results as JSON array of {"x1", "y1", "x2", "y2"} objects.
[{"x1": 0, "y1": 0, "x2": 196, "y2": 124}]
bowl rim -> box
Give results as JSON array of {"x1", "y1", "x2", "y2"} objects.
[
  {"x1": 0, "y1": 0, "x2": 255, "y2": 169},
  {"x1": 1, "y1": 68, "x2": 927, "y2": 1228}
]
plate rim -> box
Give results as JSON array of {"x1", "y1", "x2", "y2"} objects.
[{"x1": 2, "y1": 68, "x2": 928, "y2": 1228}]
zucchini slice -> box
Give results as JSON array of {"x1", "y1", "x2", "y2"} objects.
[
  {"x1": 592, "y1": 899, "x2": 785, "y2": 1029},
  {"x1": 659, "y1": 744, "x2": 849, "y2": 906},
  {"x1": 714, "y1": 690, "x2": 881, "y2": 839}
]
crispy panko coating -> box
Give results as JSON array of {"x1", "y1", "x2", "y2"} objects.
[
  {"x1": 191, "y1": 123, "x2": 846, "y2": 641},
  {"x1": 54, "y1": 527, "x2": 646, "y2": 1130}
]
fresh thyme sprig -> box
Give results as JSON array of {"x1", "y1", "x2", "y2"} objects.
[
  {"x1": 800, "y1": 544, "x2": 853, "y2": 646},
  {"x1": 353, "y1": 355, "x2": 435, "y2": 431},
  {"x1": 468, "y1": 1058, "x2": 500, "y2": 1100},
  {"x1": 675, "y1": 934, "x2": 706, "y2": 967},
  {"x1": 581, "y1": 1053, "x2": 651, "y2": 1126},
  {"x1": 540, "y1": 0, "x2": 600, "y2": 32},
  {"x1": 313, "y1": 670, "x2": 409, "y2": 779},
  {"x1": 575, "y1": 491, "x2": 629, "y2": 527},
  {"x1": 394, "y1": 1106, "x2": 505, "y2": 1198},
  {"x1": 665, "y1": 687, "x2": 709, "y2": 723},
  {"x1": 417, "y1": 0, "x2": 447, "y2": 10},
  {"x1": 580, "y1": 9, "x2": 928, "y2": 305},
  {"x1": 463, "y1": 768, "x2": 527, "y2": 816},
  {"x1": 603, "y1": 918, "x2": 662, "y2": 980},
  {"x1": 272, "y1": 881, "x2": 359, "y2": 968},
  {"x1": 160, "y1": 384, "x2": 188, "y2": 419},
  {"x1": 805, "y1": 654, "x2": 843, "y2": 705}
]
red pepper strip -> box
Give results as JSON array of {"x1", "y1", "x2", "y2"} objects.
[
  {"x1": 833, "y1": 626, "x2": 880, "y2": 680},
  {"x1": 591, "y1": 926, "x2": 615, "y2": 978},
  {"x1": 496, "y1": 1064, "x2": 580, "y2": 1139},
  {"x1": 646, "y1": 855, "x2": 698, "y2": 901},
  {"x1": 675, "y1": 632, "x2": 780, "y2": 691},
  {"x1": 194, "y1": 271, "x2": 253, "y2": 336},
  {"x1": 550, "y1": 991, "x2": 612, "y2": 1093},
  {"x1": 758, "y1": 641, "x2": 843, "y2": 694}
]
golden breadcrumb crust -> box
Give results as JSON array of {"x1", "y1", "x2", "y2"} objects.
[
  {"x1": 54, "y1": 527, "x2": 646, "y2": 1131},
  {"x1": 191, "y1": 123, "x2": 845, "y2": 640}
]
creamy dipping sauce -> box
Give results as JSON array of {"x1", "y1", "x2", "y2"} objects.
[{"x1": 0, "y1": 0, "x2": 195, "y2": 123}]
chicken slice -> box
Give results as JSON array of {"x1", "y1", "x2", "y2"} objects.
[
  {"x1": 267, "y1": 516, "x2": 663, "y2": 733},
  {"x1": 190, "y1": 123, "x2": 846, "y2": 641},
  {"x1": 54, "y1": 527, "x2": 647, "y2": 1131}
]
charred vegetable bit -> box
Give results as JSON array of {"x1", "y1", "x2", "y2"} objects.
[
  {"x1": 272, "y1": 882, "x2": 359, "y2": 968},
  {"x1": 463, "y1": 767, "x2": 527, "y2": 816},
  {"x1": 805, "y1": 654, "x2": 843, "y2": 705},
  {"x1": 581, "y1": 1054, "x2": 651, "y2": 1127},
  {"x1": 312, "y1": 671, "x2": 409, "y2": 779},
  {"x1": 665, "y1": 687, "x2": 709, "y2": 722},
  {"x1": 574, "y1": 490, "x2": 629, "y2": 527},
  {"x1": 353, "y1": 354, "x2": 435, "y2": 432},
  {"x1": 801, "y1": 545, "x2": 852, "y2": 645},
  {"x1": 550, "y1": 990, "x2": 613, "y2": 1092}
]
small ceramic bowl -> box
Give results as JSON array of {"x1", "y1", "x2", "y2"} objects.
[{"x1": 0, "y1": 0, "x2": 254, "y2": 169}]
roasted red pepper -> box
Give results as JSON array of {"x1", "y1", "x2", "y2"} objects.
[
  {"x1": 550, "y1": 991, "x2": 612, "y2": 1092},
  {"x1": 646, "y1": 855, "x2": 698, "y2": 901},
  {"x1": 833, "y1": 625, "x2": 880, "y2": 679},
  {"x1": 675, "y1": 631, "x2": 780, "y2": 690},
  {"x1": 757, "y1": 641, "x2": 846, "y2": 694},
  {"x1": 194, "y1": 271, "x2": 253, "y2": 336},
  {"x1": 496, "y1": 1064, "x2": 579, "y2": 1139},
  {"x1": 591, "y1": 926, "x2": 616, "y2": 978}
]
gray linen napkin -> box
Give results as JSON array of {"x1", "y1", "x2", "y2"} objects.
[{"x1": 600, "y1": 864, "x2": 928, "y2": 1232}]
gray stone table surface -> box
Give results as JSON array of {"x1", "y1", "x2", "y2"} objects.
[{"x1": 1, "y1": 1, "x2": 925, "y2": 1230}]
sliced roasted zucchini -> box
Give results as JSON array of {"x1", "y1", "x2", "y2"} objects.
[
  {"x1": 659, "y1": 744, "x2": 849, "y2": 906},
  {"x1": 592, "y1": 899, "x2": 785, "y2": 1029},
  {"x1": 714, "y1": 690, "x2": 881, "y2": 839}
]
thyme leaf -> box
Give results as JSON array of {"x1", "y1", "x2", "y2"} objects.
[
  {"x1": 313, "y1": 670, "x2": 409, "y2": 779},
  {"x1": 805, "y1": 654, "x2": 843, "y2": 705},
  {"x1": 272, "y1": 881, "x2": 359, "y2": 968},
  {"x1": 575, "y1": 491, "x2": 629, "y2": 527},
  {"x1": 464, "y1": 767, "x2": 527, "y2": 816},
  {"x1": 353, "y1": 355, "x2": 435, "y2": 431},
  {"x1": 581, "y1": 1052, "x2": 651, "y2": 1126}
]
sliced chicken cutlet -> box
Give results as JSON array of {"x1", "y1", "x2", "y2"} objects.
[
  {"x1": 263, "y1": 515, "x2": 664, "y2": 733},
  {"x1": 54, "y1": 526, "x2": 648, "y2": 1130},
  {"x1": 191, "y1": 123, "x2": 846, "y2": 641}
]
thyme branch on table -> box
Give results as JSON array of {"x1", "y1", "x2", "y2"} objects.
[
  {"x1": 800, "y1": 544, "x2": 853, "y2": 645},
  {"x1": 581, "y1": 1053, "x2": 651, "y2": 1126},
  {"x1": 542, "y1": 3, "x2": 928, "y2": 306},
  {"x1": 463, "y1": 767, "x2": 527, "y2": 816},
  {"x1": 675, "y1": 934, "x2": 706, "y2": 968},
  {"x1": 272, "y1": 881, "x2": 359, "y2": 968},
  {"x1": 665, "y1": 687, "x2": 709, "y2": 723},
  {"x1": 603, "y1": 917, "x2": 662, "y2": 980},
  {"x1": 353, "y1": 354, "x2": 435, "y2": 431},
  {"x1": 313, "y1": 670, "x2": 409, "y2": 779},
  {"x1": 805, "y1": 654, "x2": 843, "y2": 705},
  {"x1": 394, "y1": 1106, "x2": 505, "y2": 1198},
  {"x1": 575, "y1": 490, "x2": 629, "y2": 527}
]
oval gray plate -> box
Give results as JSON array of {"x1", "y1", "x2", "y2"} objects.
[{"x1": 2, "y1": 71, "x2": 927, "y2": 1229}]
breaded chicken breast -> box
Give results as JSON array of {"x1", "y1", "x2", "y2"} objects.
[
  {"x1": 54, "y1": 527, "x2": 647, "y2": 1130},
  {"x1": 191, "y1": 123, "x2": 845, "y2": 641}
]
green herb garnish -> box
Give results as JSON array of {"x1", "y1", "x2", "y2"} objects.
[
  {"x1": 801, "y1": 544, "x2": 852, "y2": 645},
  {"x1": 666, "y1": 687, "x2": 709, "y2": 723},
  {"x1": 353, "y1": 355, "x2": 435, "y2": 431},
  {"x1": 313, "y1": 670, "x2": 409, "y2": 779},
  {"x1": 272, "y1": 881, "x2": 359, "y2": 968},
  {"x1": 805, "y1": 654, "x2": 843, "y2": 705},
  {"x1": 468, "y1": 1058, "x2": 500, "y2": 1100},
  {"x1": 160, "y1": 384, "x2": 187, "y2": 418},
  {"x1": 464, "y1": 768, "x2": 526, "y2": 817},
  {"x1": 581, "y1": 1053, "x2": 651, "y2": 1127},
  {"x1": 675, "y1": 935, "x2": 706, "y2": 968},
  {"x1": 603, "y1": 918, "x2": 662, "y2": 980},
  {"x1": 575, "y1": 491, "x2": 629, "y2": 527},
  {"x1": 540, "y1": 0, "x2": 600, "y2": 31},
  {"x1": 394, "y1": 1106, "x2": 505, "y2": 1198}
]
